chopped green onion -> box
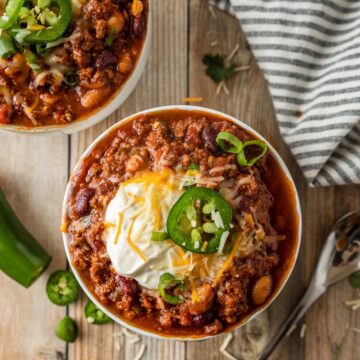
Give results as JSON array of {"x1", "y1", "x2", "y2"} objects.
[
  {"x1": 105, "y1": 29, "x2": 116, "y2": 47},
  {"x1": 35, "y1": 43, "x2": 47, "y2": 54},
  {"x1": 26, "y1": 52, "x2": 41, "y2": 72},
  {"x1": 216, "y1": 131, "x2": 243, "y2": 154},
  {"x1": 237, "y1": 140, "x2": 268, "y2": 166},
  {"x1": 188, "y1": 163, "x2": 199, "y2": 170},
  {"x1": 151, "y1": 231, "x2": 168, "y2": 241},
  {"x1": 158, "y1": 273, "x2": 184, "y2": 305},
  {"x1": 203, "y1": 222, "x2": 218, "y2": 234},
  {"x1": 64, "y1": 71, "x2": 78, "y2": 86},
  {"x1": 0, "y1": 32, "x2": 15, "y2": 59}
]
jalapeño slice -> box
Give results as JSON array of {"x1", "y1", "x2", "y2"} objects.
[
  {"x1": 46, "y1": 270, "x2": 79, "y2": 306},
  {"x1": 167, "y1": 187, "x2": 232, "y2": 254},
  {"x1": 84, "y1": 300, "x2": 112, "y2": 325}
]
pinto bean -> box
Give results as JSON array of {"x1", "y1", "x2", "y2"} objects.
[
  {"x1": 108, "y1": 13, "x2": 125, "y2": 33},
  {"x1": 75, "y1": 188, "x2": 95, "y2": 217},
  {"x1": 187, "y1": 283, "x2": 214, "y2": 315},
  {"x1": 95, "y1": 50, "x2": 118, "y2": 69},
  {"x1": 118, "y1": 52, "x2": 133, "y2": 74},
  {"x1": 251, "y1": 274, "x2": 273, "y2": 305},
  {"x1": 81, "y1": 88, "x2": 109, "y2": 109},
  {"x1": 126, "y1": 155, "x2": 144, "y2": 173},
  {"x1": 132, "y1": 14, "x2": 145, "y2": 37}
]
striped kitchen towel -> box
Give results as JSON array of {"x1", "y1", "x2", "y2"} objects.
[{"x1": 212, "y1": 0, "x2": 360, "y2": 187}]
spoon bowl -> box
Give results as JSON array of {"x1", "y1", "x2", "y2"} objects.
[{"x1": 258, "y1": 210, "x2": 360, "y2": 360}]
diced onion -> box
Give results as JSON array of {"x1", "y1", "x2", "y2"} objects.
[
  {"x1": 217, "y1": 231, "x2": 229, "y2": 255},
  {"x1": 211, "y1": 210, "x2": 224, "y2": 229}
]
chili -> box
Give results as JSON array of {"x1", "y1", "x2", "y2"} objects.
[
  {"x1": 0, "y1": 188, "x2": 52, "y2": 288},
  {"x1": 46, "y1": 270, "x2": 79, "y2": 305},
  {"x1": 167, "y1": 187, "x2": 232, "y2": 254}
]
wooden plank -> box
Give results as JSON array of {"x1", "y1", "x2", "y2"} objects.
[
  {"x1": 67, "y1": 1, "x2": 188, "y2": 359},
  {"x1": 188, "y1": 1, "x2": 312, "y2": 359},
  {"x1": 189, "y1": 2, "x2": 360, "y2": 360},
  {"x1": 0, "y1": 132, "x2": 69, "y2": 360}
]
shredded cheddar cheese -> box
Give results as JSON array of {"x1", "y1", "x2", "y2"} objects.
[
  {"x1": 183, "y1": 97, "x2": 203, "y2": 103},
  {"x1": 127, "y1": 216, "x2": 148, "y2": 262},
  {"x1": 213, "y1": 235, "x2": 241, "y2": 286},
  {"x1": 114, "y1": 213, "x2": 123, "y2": 245}
]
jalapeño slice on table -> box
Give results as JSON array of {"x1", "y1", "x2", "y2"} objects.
[
  {"x1": 85, "y1": 300, "x2": 112, "y2": 325},
  {"x1": 46, "y1": 270, "x2": 79, "y2": 305},
  {"x1": 167, "y1": 187, "x2": 232, "y2": 254}
]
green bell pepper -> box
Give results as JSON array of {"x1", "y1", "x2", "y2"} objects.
[{"x1": 0, "y1": 188, "x2": 52, "y2": 287}]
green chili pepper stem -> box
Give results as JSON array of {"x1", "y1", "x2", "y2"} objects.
[
  {"x1": 216, "y1": 131, "x2": 243, "y2": 154},
  {"x1": 25, "y1": 0, "x2": 72, "y2": 44},
  {"x1": 0, "y1": 0, "x2": 25, "y2": 29},
  {"x1": 0, "y1": 188, "x2": 52, "y2": 288}
]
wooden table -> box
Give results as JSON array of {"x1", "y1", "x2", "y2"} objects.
[{"x1": 1, "y1": 1, "x2": 359, "y2": 359}]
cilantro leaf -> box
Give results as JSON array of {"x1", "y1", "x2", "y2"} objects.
[{"x1": 203, "y1": 54, "x2": 237, "y2": 83}]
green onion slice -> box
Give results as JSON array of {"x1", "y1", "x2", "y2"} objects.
[
  {"x1": 237, "y1": 140, "x2": 268, "y2": 166},
  {"x1": 188, "y1": 163, "x2": 199, "y2": 170},
  {"x1": 216, "y1": 131, "x2": 243, "y2": 154},
  {"x1": 64, "y1": 71, "x2": 78, "y2": 86}
]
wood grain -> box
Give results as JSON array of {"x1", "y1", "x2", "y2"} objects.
[
  {"x1": 0, "y1": 0, "x2": 359, "y2": 359},
  {"x1": 0, "y1": 133, "x2": 69, "y2": 360}
]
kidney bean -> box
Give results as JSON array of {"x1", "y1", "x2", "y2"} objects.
[
  {"x1": 201, "y1": 126, "x2": 220, "y2": 154},
  {"x1": 132, "y1": 14, "x2": 145, "y2": 37},
  {"x1": 193, "y1": 310, "x2": 215, "y2": 327},
  {"x1": 115, "y1": 275, "x2": 138, "y2": 296},
  {"x1": 75, "y1": 188, "x2": 95, "y2": 217},
  {"x1": 95, "y1": 50, "x2": 118, "y2": 69}
]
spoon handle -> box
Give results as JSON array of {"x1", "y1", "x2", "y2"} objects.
[{"x1": 257, "y1": 285, "x2": 324, "y2": 360}]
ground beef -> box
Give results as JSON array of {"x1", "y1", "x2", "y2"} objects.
[{"x1": 65, "y1": 111, "x2": 297, "y2": 336}]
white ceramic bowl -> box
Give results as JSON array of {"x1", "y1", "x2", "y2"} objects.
[
  {"x1": 0, "y1": 5, "x2": 152, "y2": 135},
  {"x1": 62, "y1": 105, "x2": 302, "y2": 340}
]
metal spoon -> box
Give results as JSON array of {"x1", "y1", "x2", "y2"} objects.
[{"x1": 258, "y1": 211, "x2": 360, "y2": 360}]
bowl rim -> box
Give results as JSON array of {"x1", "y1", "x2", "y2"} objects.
[
  {"x1": 62, "y1": 105, "x2": 302, "y2": 341},
  {"x1": 0, "y1": 3, "x2": 152, "y2": 135}
]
